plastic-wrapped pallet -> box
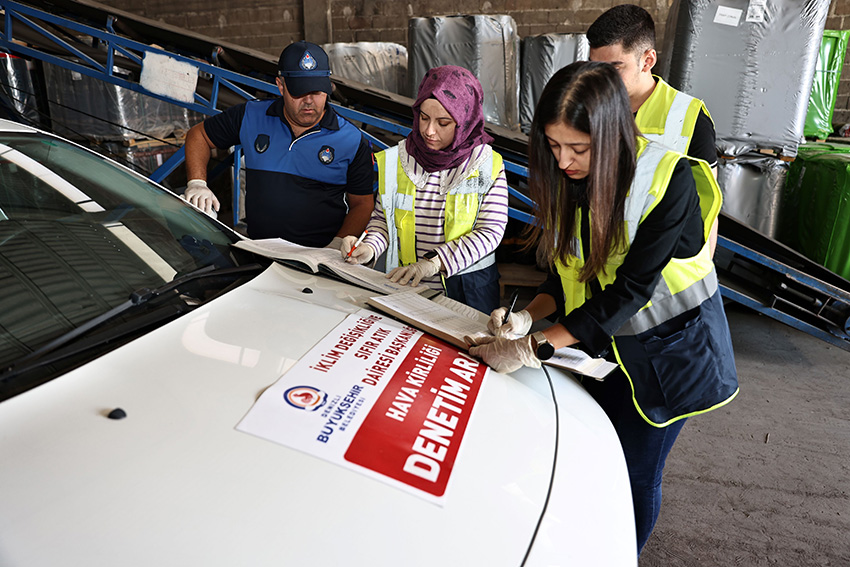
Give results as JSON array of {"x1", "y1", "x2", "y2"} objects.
[
  {"x1": 520, "y1": 34, "x2": 589, "y2": 133},
  {"x1": 42, "y1": 62, "x2": 200, "y2": 142},
  {"x1": 409, "y1": 15, "x2": 519, "y2": 130},
  {"x1": 717, "y1": 153, "x2": 788, "y2": 238},
  {"x1": 659, "y1": 0, "x2": 829, "y2": 159},
  {"x1": 780, "y1": 143, "x2": 850, "y2": 279},
  {"x1": 324, "y1": 42, "x2": 409, "y2": 97},
  {"x1": 0, "y1": 53, "x2": 41, "y2": 126},
  {"x1": 804, "y1": 30, "x2": 850, "y2": 140}
]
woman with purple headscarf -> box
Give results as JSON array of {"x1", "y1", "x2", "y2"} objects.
[{"x1": 340, "y1": 65, "x2": 509, "y2": 313}]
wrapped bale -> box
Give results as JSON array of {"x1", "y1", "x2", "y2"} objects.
[
  {"x1": 0, "y1": 53, "x2": 41, "y2": 126},
  {"x1": 520, "y1": 33, "x2": 589, "y2": 133},
  {"x1": 43, "y1": 62, "x2": 199, "y2": 142},
  {"x1": 324, "y1": 42, "x2": 409, "y2": 97},
  {"x1": 409, "y1": 15, "x2": 519, "y2": 130},
  {"x1": 97, "y1": 140, "x2": 182, "y2": 184},
  {"x1": 659, "y1": 0, "x2": 829, "y2": 158},
  {"x1": 804, "y1": 30, "x2": 850, "y2": 141},
  {"x1": 781, "y1": 143, "x2": 850, "y2": 279},
  {"x1": 717, "y1": 153, "x2": 788, "y2": 238}
]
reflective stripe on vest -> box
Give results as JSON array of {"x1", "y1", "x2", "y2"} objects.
[
  {"x1": 377, "y1": 145, "x2": 503, "y2": 274},
  {"x1": 635, "y1": 76, "x2": 708, "y2": 155},
  {"x1": 556, "y1": 138, "x2": 722, "y2": 336}
]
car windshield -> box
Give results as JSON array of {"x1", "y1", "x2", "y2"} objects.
[{"x1": 0, "y1": 130, "x2": 245, "y2": 393}]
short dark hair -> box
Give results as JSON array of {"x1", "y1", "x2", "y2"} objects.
[
  {"x1": 525, "y1": 61, "x2": 639, "y2": 280},
  {"x1": 586, "y1": 4, "x2": 656, "y2": 53}
]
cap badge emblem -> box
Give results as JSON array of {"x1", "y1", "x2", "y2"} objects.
[{"x1": 300, "y1": 51, "x2": 317, "y2": 71}]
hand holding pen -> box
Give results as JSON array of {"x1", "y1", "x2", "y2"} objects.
[
  {"x1": 487, "y1": 288, "x2": 532, "y2": 338},
  {"x1": 340, "y1": 230, "x2": 374, "y2": 264}
]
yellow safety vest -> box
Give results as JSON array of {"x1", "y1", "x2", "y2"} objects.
[
  {"x1": 555, "y1": 137, "x2": 721, "y2": 336},
  {"x1": 636, "y1": 76, "x2": 712, "y2": 155},
  {"x1": 376, "y1": 144, "x2": 504, "y2": 272},
  {"x1": 555, "y1": 138, "x2": 735, "y2": 426}
]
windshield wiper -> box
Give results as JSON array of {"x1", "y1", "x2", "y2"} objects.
[{"x1": 2, "y1": 263, "x2": 264, "y2": 379}]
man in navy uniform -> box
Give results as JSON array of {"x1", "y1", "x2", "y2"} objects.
[{"x1": 183, "y1": 41, "x2": 373, "y2": 248}]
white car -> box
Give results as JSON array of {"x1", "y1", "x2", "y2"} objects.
[{"x1": 0, "y1": 119, "x2": 635, "y2": 566}]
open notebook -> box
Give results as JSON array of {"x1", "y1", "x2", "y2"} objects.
[
  {"x1": 233, "y1": 238, "x2": 431, "y2": 296},
  {"x1": 366, "y1": 292, "x2": 617, "y2": 379}
]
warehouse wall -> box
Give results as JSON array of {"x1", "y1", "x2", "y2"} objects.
[{"x1": 100, "y1": 0, "x2": 850, "y2": 131}]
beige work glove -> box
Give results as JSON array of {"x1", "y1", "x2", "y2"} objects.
[
  {"x1": 387, "y1": 256, "x2": 440, "y2": 287},
  {"x1": 466, "y1": 334, "x2": 542, "y2": 374},
  {"x1": 487, "y1": 308, "x2": 533, "y2": 338},
  {"x1": 340, "y1": 234, "x2": 375, "y2": 264},
  {"x1": 326, "y1": 236, "x2": 345, "y2": 250},
  {"x1": 182, "y1": 179, "x2": 219, "y2": 216}
]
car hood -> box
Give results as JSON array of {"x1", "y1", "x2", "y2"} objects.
[{"x1": 0, "y1": 263, "x2": 631, "y2": 566}]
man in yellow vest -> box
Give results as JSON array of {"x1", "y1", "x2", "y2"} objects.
[{"x1": 587, "y1": 4, "x2": 720, "y2": 256}]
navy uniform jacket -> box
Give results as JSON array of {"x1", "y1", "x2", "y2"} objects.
[{"x1": 204, "y1": 98, "x2": 374, "y2": 247}]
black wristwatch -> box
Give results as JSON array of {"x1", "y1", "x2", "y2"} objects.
[
  {"x1": 531, "y1": 331, "x2": 555, "y2": 361},
  {"x1": 423, "y1": 250, "x2": 438, "y2": 259}
]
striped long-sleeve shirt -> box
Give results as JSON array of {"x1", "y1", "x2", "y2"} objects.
[{"x1": 362, "y1": 142, "x2": 509, "y2": 291}]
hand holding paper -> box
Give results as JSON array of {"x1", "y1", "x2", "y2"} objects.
[
  {"x1": 466, "y1": 334, "x2": 541, "y2": 374},
  {"x1": 387, "y1": 257, "x2": 440, "y2": 287}
]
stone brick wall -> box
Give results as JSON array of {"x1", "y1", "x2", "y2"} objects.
[
  {"x1": 98, "y1": 0, "x2": 303, "y2": 53},
  {"x1": 97, "y1": 0, "x2": 850, "y2": 131}
]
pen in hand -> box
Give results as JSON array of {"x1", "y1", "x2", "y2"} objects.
[
  {"x1": 503, "y1": 288, "x2": 519, "y2": 326},
  {"x1": 346, "y1": 229, "x2": 368, "y2": 259}
]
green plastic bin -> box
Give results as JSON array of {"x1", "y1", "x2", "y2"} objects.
[{"x1": 804, "y1": 30, "x2": 850, "y2": 140}]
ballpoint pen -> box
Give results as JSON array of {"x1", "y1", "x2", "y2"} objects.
[
  {"x1": 503, "y1": 288, "x2": 519, "y2": 325},
  {"x1": 346, "y1": 229, "x2": 368, "y2": 259}
]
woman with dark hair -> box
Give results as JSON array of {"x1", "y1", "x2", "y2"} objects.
[
  {"x1": 340, "y1": 65, "x2": 508, "y2": 313},
  {"x1": 468, "y1": 61, "x2": 738, "y2": 555}
]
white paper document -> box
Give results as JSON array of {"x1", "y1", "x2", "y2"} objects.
[
  {"x1": 367, "y1": 292, "x2": 618, "y2": 379},
  {"x1": 234, "y1": 238, "x2": 431, "y2": 295}
]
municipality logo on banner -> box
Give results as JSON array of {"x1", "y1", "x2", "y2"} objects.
[{"x1": 284, "y1": 386, "x2": 327, "y2": 411}]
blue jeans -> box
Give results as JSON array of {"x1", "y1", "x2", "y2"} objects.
[{"x1": 582, "y1": 372, "x2": 686, "y2": 555}]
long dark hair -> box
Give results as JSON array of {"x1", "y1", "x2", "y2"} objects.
[{"x1": 525, "y1": 61, "x2": 639, "y2": 282}]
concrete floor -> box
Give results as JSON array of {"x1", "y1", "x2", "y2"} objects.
[{"x1": 640, "y1": 304, "x2": 850, "y2": 566}]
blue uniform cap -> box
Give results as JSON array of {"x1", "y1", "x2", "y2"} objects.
[{"x1": 278, "y1": 41, "x2": 332, "y2": 97}]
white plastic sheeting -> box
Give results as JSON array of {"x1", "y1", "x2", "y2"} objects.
[
  {"x1": 43, "y1": 62, "x2": 202, "y2": 142},
  {"x1": 324, "y1": 42, "x2": 409, "y2": 97},
  {"x1": 717, "y1": 153, "x2": 789, "y2": 238},
  {"x1": 660, "y1": 0, "x2": 830, "y2": 158},
  {"x1": 519, "y1": 33, "x2": 589, "y2": 133},
  {"x1": 408, "y1": 15, "x2": 520, "y2": 130}
]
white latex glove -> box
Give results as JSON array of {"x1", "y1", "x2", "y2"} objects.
[
  {"x1": 182, "y1": 179, "x2": 219, "y2": 216},
  {"x1": 387, "y1": 256, "x2": 440, "y2": 287},
  {"x1": 466, "y1": 334, "x2": 541, "y2": 374},
  {"x1": 340, "y1": 234, "x2": 375, "y2": 264},
  {"x1": 488, "y1": 308, "x2": 533, "y2": 338},
  {"x1": 326, "y1": 236, "x2": 344, "y2": 250}
]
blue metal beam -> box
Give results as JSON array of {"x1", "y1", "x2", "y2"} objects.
[
  {"x1": 149, "y1": 146, "x2": 186, "y2": 184},
  {"x1": 720, "y1": 285, "x2": 850, "y2": 351},
  {"x1": 718, "y1": 236, "x2": 850, "y2": 303}
]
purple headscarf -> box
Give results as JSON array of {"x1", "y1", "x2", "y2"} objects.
[{"x1": 406, "y1": 65, "x2": 494, "y2": 173}]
